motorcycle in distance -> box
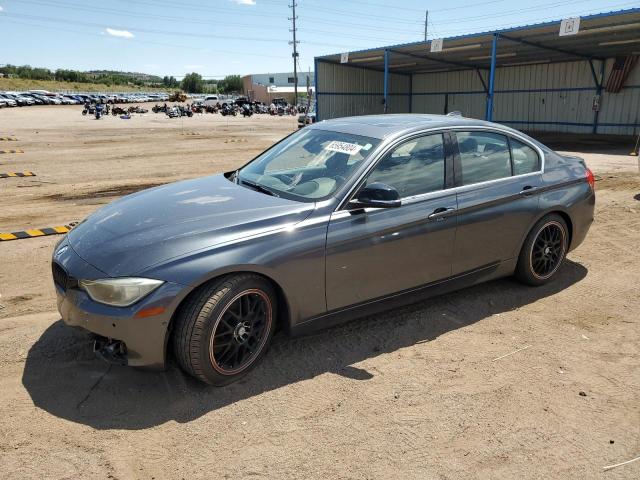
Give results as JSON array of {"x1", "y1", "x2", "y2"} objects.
[
  {"x1": 94, "y1": 102, "x2": 105, "y2": 120},
  {"x1": 179, "y1": 105, "x2": 193, "y2": 117},
  {"x1": 191, "y1": 103, "x2": 206, "y2": 114},
  {"x1": 166, "y1": 106, "x2": 181, "y2": 118},
  {"x1": 152, "y1": 103, "x2": 169, "y2": 114},
  {"x1": 128, "y1": 105, "x2": 148, "y2": 114},
  {"x1": 165, "y1": 105, "x2": 193, "y2": 118},
  {"x1": 241, "y1": 104, "x2": 253, "y2": 117},
  {"x1": 82, "y1": 102, "x2": 96, "y2": 116},
  {"x1": 221, "y1": 103, "x2": 237, "y2": 117}
]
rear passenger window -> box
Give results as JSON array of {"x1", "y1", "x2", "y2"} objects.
[
  {"x1": 510, "y1": 138, "x2": 540, "y2": 175},
  {"x1": 366, "y1": 134, "x2": 445, "y2": 198},
  {"x1": 457, "y1": 132, "x2": 511, "y2": 185}
]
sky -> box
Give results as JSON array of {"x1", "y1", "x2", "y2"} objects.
[{"x1": 0, "y1": 0, "x2": 637, "y2": 79}]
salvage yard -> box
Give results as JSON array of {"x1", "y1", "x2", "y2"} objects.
[{"x1": 0, "y1": 106, "x2": 639, "y2": 479}]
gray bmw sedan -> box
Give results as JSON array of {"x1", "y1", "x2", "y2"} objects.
[{"x1": 52, "y1": 114, "x2": 595, "y2": 385}]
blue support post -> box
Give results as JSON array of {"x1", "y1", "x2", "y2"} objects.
[
  {"x1": 485, "y1": 33, "x2": 498, "y2": 121},
  {"x1": 314, "y1": 58, "x2": 320, "y2": 122},
  {"x1": 383, "y1": 49, "x2": 389, "y2": 114}
]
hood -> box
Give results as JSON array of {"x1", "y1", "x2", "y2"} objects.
[{"x1": 68, "y1": 174, "x2": 314, "y2": 276}]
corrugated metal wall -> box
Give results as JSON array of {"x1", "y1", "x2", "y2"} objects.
[
  {"x1": 493, "y1": 61, "x2": 597, "y2": 133},
  {"x1": 598, "y1": 59, "x2": 640, "y2": 135},
  {"x1": 318, "y1": 57, "x2": 640, "y2": 135},
  {"x1": 412, "y1": 70, "x2": 486, "y2": 119},
  {"x1": 316, "y1": 61, "x2": 410, "y2": 119}
]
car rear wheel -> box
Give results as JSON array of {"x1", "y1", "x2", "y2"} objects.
[
  {"x1": 172, "y1": 274, "x2": 276, "y2": 386},
  {"x1": 515, "y1": 214, "x2": 568, "y2": 286}
]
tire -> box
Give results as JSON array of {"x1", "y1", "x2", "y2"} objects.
[
  {"x1": 515, "y1": 214, "x2": 569, "y2": 286},
  {"x1": 172, "y1": 274, "x2": 277, "y2": 386}
]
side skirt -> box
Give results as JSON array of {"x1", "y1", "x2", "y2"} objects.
[{"x1": 290, "y1": 259, "x2": 516, "y2": 337}]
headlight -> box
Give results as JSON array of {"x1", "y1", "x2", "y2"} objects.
[{"x1": 79, "y1": 278, "x2": 164, "y2": 307}]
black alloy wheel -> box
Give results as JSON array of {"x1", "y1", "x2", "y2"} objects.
[
  {"x1": 209, "y1": 289, "x2": 272, "y2": 375},
  {"x1": 173, "y1": 274, "x2": 277, "y2": 386},
  {"x1": 530, "y1": 221, "x2": 566, "y2": 279},
  {"x1": 515, "y1": 214, "x2": 568, "y2": 286}
]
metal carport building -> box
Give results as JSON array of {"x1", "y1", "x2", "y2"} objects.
[{"x1": 314, "y1": 8, "x2": 640, "y2": 135}]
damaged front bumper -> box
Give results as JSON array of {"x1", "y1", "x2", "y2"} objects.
[{"x1": 52, "y1": 238, "x2": 186, "y2": 369}]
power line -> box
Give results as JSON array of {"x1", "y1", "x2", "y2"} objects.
[
  {"x1": 296, "y1": 4, "x2": 424, "y2": 25},
  {"x1": 7, "y1": 0, "x2": 431, "y2": 39},
  {"x1": 13, "y1": 0, "x2": 286, "y2": 30},
  {"x1": 8, "y1": 0, "x2": 423, "y2": 41},
  {"x1": 303, "y1": 0, "x2": 508, "y2": 14},
  {"x1": 17, "y1": 0, "x2": 428, "y2": 34},
  {"x1": 0, "y1": 18, "x2": 292, "y2": 60},
  {"x1": 0, "y1": 12, "x2": 377, "y2": 49},
  {"x1": 433, "y1": 1, "x2": 639, "y2": 35},
  {"x1": 432, "y1": 0, "x2": 618, "y2": 25}
]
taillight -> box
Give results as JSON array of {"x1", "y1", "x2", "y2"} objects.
[{"x1": 585, "y1": 168, "x2": 595, "y2": 190}]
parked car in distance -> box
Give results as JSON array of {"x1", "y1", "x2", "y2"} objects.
[
  {"x1": 4, "y1": 93, "x2": 33, "y2": 106},
  {"x1": 52, "y1": 114, "x2": 595, "y2": 386},
  {"x1": 22, "y1": 93, "x2": 45, "y2": 105},
  {"x1": 203, "y1": 95, "x2": 220, "y2": 106},
  {"x1": 0, "y1": 94, "x2": 18, "y2": 107},
  {"x1": 298, "y1": 110, "x2": 316, "y2": 128}
]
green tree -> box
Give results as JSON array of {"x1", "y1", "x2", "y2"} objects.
[
  {"x1": 163, "y1": 76, "x2": 179, "y2": 87},
  {"x1": 180, "y1": 72, "x2": 204, "y2": 93},
  {"x1": 218, "y1": 75, "x2": 242, "y2": 94}
]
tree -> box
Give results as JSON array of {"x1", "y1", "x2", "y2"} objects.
[
  {"x1": 180, "y1": 72, "x2": 204, "y2": 93},
  {"x1": 163, "y1": 75, "x2": 179, "y2": 88},
  {"x1": 218, "y1": 75, "x2": 242, "y2": 94}
]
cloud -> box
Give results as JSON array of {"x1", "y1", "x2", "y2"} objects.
[
  {"x1": 0, "y1": 6, "x2": 4, "y2": 11},
  {"x1": 105, "y1": 28, "x2": 134, "y2": 39},
  {"x1": 184, "y1": 64, "x2": 204, "y2": 70},
  {"x1": 231, "y1": 0, "x2": 256, "y2": 5}
]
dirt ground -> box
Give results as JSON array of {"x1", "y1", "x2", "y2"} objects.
[{"x1": 0, "y1": 106, "x2": 638, "y2": 479}]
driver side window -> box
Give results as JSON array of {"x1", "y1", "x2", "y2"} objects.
[{"x1": 366, "y1": 134, "x2": 445, "y2": 198}]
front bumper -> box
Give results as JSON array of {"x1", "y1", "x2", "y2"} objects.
[{"x1": 53, "y1": 239, "x2": 186, "y2": 369}]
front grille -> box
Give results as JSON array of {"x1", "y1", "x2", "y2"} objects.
[{"x1": 52, "y1": 262, "x2": 69, "y2": 291}]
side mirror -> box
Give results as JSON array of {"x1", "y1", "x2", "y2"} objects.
[{"x1": 349, "y1": 182, "x2": 401, "y2": 209}]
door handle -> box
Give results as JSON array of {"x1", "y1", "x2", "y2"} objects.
[
  {"x1": 519, "y1": 185, "x2": 540, "y2": 196},
  {"x1": 428, "y1": 207, "x2": 456, "y2": 221}
]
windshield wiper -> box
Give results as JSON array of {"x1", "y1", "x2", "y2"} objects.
[{"x1": 239, "y1": 178, "x2": 279, "y2": 197}]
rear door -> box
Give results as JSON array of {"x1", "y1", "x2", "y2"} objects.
[
  {"x1": 325, "y1": 132, "x2": 458, "y2": 311},
  {"x1": 451, "y1": 130, "x2": 543, "y2": 275}
]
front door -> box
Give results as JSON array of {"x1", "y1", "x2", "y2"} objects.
[{"x1": 325, "y1": 132, "x2": 458, "y2": 311}]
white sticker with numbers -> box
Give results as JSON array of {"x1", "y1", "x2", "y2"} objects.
[
  {"x1": 559, "y1": 17, "x2": 580, "y2": 36},
  {"x1": 431, "y1": 38, "x2": 443, "y2": 52},
  {"x1": 325, "y1": 141, "x2": 363, "y2": 155}
]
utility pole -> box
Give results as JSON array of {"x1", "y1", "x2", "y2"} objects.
[
  {"x1": 424, "y1": 11, "x2": 429, "y2": 42},
  {"x1": 289, "y1": 2, "x2": 299, "y2": 107}
]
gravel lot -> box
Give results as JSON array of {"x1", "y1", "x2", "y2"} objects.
[{"x1": 0, "y1": 106, "x2": 638, "y2": 479}]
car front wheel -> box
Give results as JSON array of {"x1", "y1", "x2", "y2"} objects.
[
  {"x1": 515, "y1": 214, "x2": 569, "y2": 286},
  {"x1": 172, "y1": 274, "x2": 276, "y2": 385}
]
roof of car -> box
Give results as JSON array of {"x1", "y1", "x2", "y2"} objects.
[{"x1": 311, "y1": 114, "x2": 502, "y2": 139}]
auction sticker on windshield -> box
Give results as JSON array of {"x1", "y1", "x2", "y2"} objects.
[{"x1": 325, "y1": 141, "x2": 364, "y2": 155}]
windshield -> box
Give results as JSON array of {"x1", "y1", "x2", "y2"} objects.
[{"x1": 236, "y1": 128, "x2": 380, "y2": 201}]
